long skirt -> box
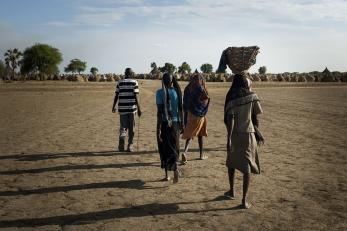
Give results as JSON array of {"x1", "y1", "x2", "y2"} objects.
[
  {"x1": 226, "y1": 132, "x2": 260, "y2": 174},
  {"x1": 182, "y1": 112, "x2": 207, "y2": 139},
  {"x1": 158, "y1": 121, "x2": 180, "y2": 171}
]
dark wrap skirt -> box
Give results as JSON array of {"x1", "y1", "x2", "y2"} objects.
[{"x1": 158, "y1": 121, "x2": 180, "y2": 171}]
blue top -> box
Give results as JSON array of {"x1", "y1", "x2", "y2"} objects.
[{"x1": 156, "y1": 88, "x2": 179, "y2": 122}]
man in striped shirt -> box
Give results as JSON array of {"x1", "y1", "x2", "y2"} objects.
[{"x1": 112, "y1": 68, "x2": 142, "y2": 152}]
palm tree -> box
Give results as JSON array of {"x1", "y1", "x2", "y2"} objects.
[{"x1": 4, "y1": 48, "x2": 22, "y2": 80}]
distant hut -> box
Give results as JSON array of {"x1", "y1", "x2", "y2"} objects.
[
  {"x1": 276, "y1": 74, "x2": 285, "y2": 82},
  {"x1": 298, "y1": 74, "x2": 307, "y2": 82},
  {"x1": 106, "y1": 74, "x2": 115, "y2": 82},
  {"x1": 290, "y1": 75, "x2": 299, "y2": 82},
  {"x1": 322, "y1": 67, "x2": 330, "y2": 75},
  {"x1": 260, "y1": 74, "x2": 269, "y2": 82},
  {"x1": 252, "y1": 74, "x2": 261, "y2": 82},
  {"x1": 306, "y1": 74, "x2": 315, "y2": 82},
  {"x1": 111, "y1": 75, "x2": 118, "y2": 82},
  {"x1": 341, "y1": 72, "x2": 347, "y2": 82},
  {"x1": 321, "y1": 67, "x2": 335, "y2": 82}
]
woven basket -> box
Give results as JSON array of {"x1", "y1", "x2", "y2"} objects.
[{"x1": 225, "y1": 46, "x2": 259, "y2": 74}]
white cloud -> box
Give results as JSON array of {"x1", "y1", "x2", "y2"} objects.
[
  {"x1": 45, "y1": 0, "x2": 347, "y2": 29},
  {"x1": 152, "y1": 43, "x2": 167, "y2": 47},
  {"x1": 2, "y1": 0, "x2": 347, "y2": 73},
  {"x1": 43, "y1": 21, "x2": 77, "y2": 27},
  {"x1": 75, "y1": 12, "x2": 124, "y2": 26}
]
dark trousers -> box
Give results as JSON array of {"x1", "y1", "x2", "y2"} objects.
[{"x1": 119, "y1": 113, "x2": 135, "y2": 150}]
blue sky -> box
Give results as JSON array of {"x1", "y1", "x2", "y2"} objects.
[{"x1": 1, "y1": 0, "x2": 347, "y2": 74}]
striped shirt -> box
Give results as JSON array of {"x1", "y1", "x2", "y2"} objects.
[{"x1": 115, "y1": 78, "x2": 139, "y2": 114}]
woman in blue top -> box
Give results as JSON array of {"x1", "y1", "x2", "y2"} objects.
[{"x1": 156, "y1": 73, "x2": 183, "y2": 183}]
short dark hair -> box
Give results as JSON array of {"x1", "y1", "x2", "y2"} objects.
[{"x1": 125, "y1": 68, "x2": 134, "y2": 78}]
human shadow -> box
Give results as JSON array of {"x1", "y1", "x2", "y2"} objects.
[
  {"x1": 0, "y1": 147, "x2": 225, "y2": 162},
  {"x1": 0, "y1": 162, "x2": 159, "y2": 175},
  {"x1": 188, "y1": 147, "x2": 226, "y2": 153},
  {"x1": 0, "y1": 179, "x2": 162, "y2": 197},
  {"x1": 0, "y1": 150, "x2": 159, "y2": 162},
  {"x1": 0, "y1": 200, "x2": 243, "y2": 228}
]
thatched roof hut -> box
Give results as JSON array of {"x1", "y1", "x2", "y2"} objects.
[{"x1": 321, "y1": 67, "x2": 335, "y2": 82}]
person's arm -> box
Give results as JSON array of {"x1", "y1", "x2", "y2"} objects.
[
  {"x1": 112, "y1": 92, "x2": 119, "y2": 113},
  {"x1": 252, "y1": 100, "x2": 263, "y2": 128},
  {"x1": 182, "y1": 88, "x2": 189, "y2": 128},
  {"x1": 226, "y1": 114, "x2": 234, "y2": 153},
  {"x1": 157, "y1": 105, "x2": 163, "y2": 142},
  {"x1": 179, "y1": 107, "x2": 184, "y2": 133},
  {"x1": 200, "y1": 85, "x2": 209, "y2": 101},
  {"x1": 135, "y1": 94, "x2": 142, "y2": 117},
  {"x1": 134, "y1": 80, "x2": 141, "y2": 117},
  {"x1": 251, "y1": 113, "x2": 259, "y2": 128},
  {"x1": 156, "y1": 89, "x2": 163, "y2": 142},
  {"x1": 252, "y1": 100, "x2": 264, "y2": 144},
  {"x1": 224, "y1": 91, "x2": 230, "y2": 126}
]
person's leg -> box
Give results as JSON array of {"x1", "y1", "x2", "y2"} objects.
[
  {"x1": 118, "y1": 115, "x2": 126, "y2": 151},
  {"x1": 127, "y1": 114, "x2": 135, "y2": 152},
  {"x1": 242, "y1": 173, "x2": 251, "y2": 209},
  {"x1": 165, "y1": 168, "x2": 169, "y2": 181},
  {"x1": 198, "y1": 136, "x2": 207, "y2": 159},
  {"x1": 173, "y1": 123, "x2": 180, "y2": 183},
  {"x1": 181, "y1": 139, "x2": 191, "y2": 164},
  {"x1": 224, "y1": 167, "x2": 235, "y2": 199},
  {"x1": 173, "y1": 167, "x2": 179, "y2": 184},
  {"x1": 184, "y1": 139, "x2": 191, "y2": 154}
]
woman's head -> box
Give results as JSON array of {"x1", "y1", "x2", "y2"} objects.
[
  {"x1": 191, "y1": 73, "x2": 204, "y2": 85},
  {"x1": 231, "y1": 74, "x2": 249, "y2": 90},
  {"x1": 163, "y1": 72, "x2": 173, "y2": 87}
]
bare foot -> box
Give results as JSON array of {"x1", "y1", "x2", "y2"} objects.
[
  {"x1": 181, "y1": 153, "x2": 187, "y2": 165},
  {"x1": 224, "y1": 190, "x2": 235, "y2": 200},
  {"x1": 173, "y1": 169, "x2": 179, "y2": 184},
  {"x1": 241, "y1": 199, "x2": 251, "y2": 209},
  {"x1": 199, "y1": 155, "x2": 208, "y2": 160}
]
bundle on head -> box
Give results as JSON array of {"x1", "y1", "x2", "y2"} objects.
[{"x1": 217, "y1": 46, "x2": 260, "y2": 74}]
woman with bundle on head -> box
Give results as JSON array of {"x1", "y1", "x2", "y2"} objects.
[
  {"x1": 181, "y1": 73, "x2": 210, "y2": 164},
  {"x1": 156, "y1": 73, "x2": 184, "y2": 183},
  {"x1": 224, "y1": 73, "x2": 263, "y2": 209}
]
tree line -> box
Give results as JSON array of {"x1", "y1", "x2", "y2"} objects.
[{"x1": 0, "y1": 43, "x2": 225, "y2": 81}]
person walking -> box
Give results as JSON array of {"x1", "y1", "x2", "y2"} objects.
[
  {"x1": 181, "y1": 74, "x2": 210, "y2": 164},
  {"x1": 224, "y1": 73, "x2": 263, "y2": 209},
  {"x1": 112, "y1": 68, "x2": 142, "y2": 152},
  {"x1": 156, "y1": 73, "x2": 183, "y2": 183}
]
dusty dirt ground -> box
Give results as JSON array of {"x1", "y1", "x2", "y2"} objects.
[{"x1": 0, "y1": 81, "x2": 346, "y2": 231}]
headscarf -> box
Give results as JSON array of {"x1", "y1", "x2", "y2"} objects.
[
  {"x1": 224, "y1": 73, "x2": 258, "y2": 115},
  {"x1": 226, "y1": 74, "x2": 252, "y2": 101},
  {"x1": 184, "y1": 74, "x2": 210, "y2": 117},
  {"x1": 162, "y1": 73, "x2": 183, "y2": 127},
  {"x1": 186, "y1": 74, "x2": 208, "y2": 94}
]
